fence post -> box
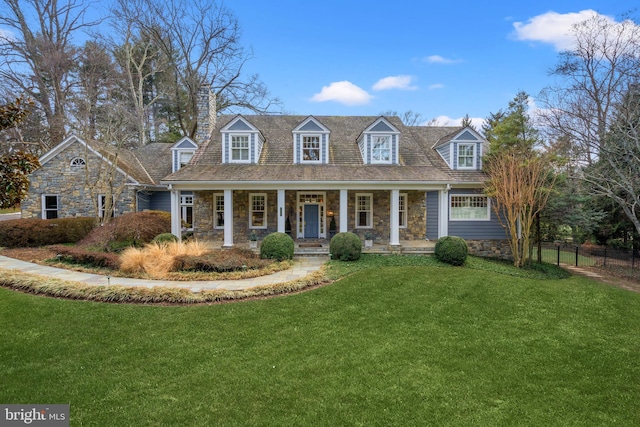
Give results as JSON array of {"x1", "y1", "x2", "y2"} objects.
[
  {"x1": 557, "y1": 246, "x2": 560, "y2": 266},
  {"x1": 575, "y1": 246, "x2": 579, "y2": 267},
  {"x1": 632, "y1": 250, "x2": 635, "y2": 269},
  {"x1": 604, "y1": 247, "x2": 607, "y2": 267}
]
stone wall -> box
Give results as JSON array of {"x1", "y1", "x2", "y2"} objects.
[
  {"x1": 466, "y1": 239, "x2": 512, "y2": 259},
  {"x1": 22, "y1": 140, "x2": 136, "y2": 219}
]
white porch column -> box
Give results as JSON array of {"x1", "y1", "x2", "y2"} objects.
[
  {"x1": 223, "y1": 189, "x2": 234, "y2": 247},
  {"x1": 438, "y1": 188, "x2": 449, "y2": 238},
  {"x1": 390, "y1": 189, "x2": 400, "y2": 246},
  {"x1": 277, "y1": 189, "x2": 285, "y2": 233},
  {"x1": 339, "y1": 189, "x2": 348, "y2": 233},
  {"x1": 170, "y1": 189, "x2": 182, "y2": 241}
]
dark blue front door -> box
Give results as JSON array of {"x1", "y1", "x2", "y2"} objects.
[{"x1": 304, "y1": 205, "x2": 319, "y2": 238}]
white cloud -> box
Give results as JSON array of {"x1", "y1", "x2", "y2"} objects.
[
  {"x1": 428, "y1": 83, "x2": 444, "y2": 90},
  {"x1": 310, "y1": 81, "x2": 372, "y2": 106},
  {"x1": 512, "y1": 9, "x2": 602, "y2": 51},
  {"x1": 372, "y1": 75, "x2": 417, "y2": 91},
  {"x1": 425, "y1": 55, "x2": 461, "y2": 64},
  {"x1": 427, "y1": 115, "x2": 485, "y2": 130}
]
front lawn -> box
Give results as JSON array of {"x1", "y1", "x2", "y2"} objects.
[{"x1": 1, "y1": 258, "x2": 639, "y2": 425}]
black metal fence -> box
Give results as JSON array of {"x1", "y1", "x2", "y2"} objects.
[{"x1": 540, "y1": 242, "x2": 639, "y2": 269}]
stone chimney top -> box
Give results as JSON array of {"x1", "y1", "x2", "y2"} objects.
[{"x1": 196, "y1": 85, "x2": 216, "y2": 144}]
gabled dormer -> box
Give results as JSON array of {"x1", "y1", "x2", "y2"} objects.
[
  {"x1": 433, "y1": 127, "x2": 485, "y2": 170},
  {"x1": 220, "y1": 115, "x2": 265, "y2": 164},
  {"x1": 171, "y1": 137, "x2": 198, "y2": 173},
  {"x1": 292, "y1": 116, "x2": 330, "y2": 164},
  {"x1": 357, "y1": 117, "x2": 400, "y2": 165}
]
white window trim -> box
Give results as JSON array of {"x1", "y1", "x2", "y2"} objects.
[
  {"x1": 98, "y1": 194, "x2": 116, "y2": 219},
  {"x1": 213, "y1": 193, "x2": 224, "y2": 229},
  {"x1": 300, "y1": 134, "x2": 322, "y2": 164},
  {"x1": 371, "y1": 135, "x2": 392, "y2": 164},
  {"x1": 42, "y1": 194, "x2": 59, "y2": 219},
  {"x1": 457, "y1": 143, "x2": 476, "y2": 169},
  {"x1": 399, "y1": 193, "x2": 408, "y2": 229},
  {"x1": 355, "y1": 193, "x2": 373, "y2": 228},
  {"x1": 70, "y1": 157, "x2": 86, "y2": 170},
  {"x1": 178, "y1": 150, "x2": 194, "y2": 170},
  {"x1": 180, "y1": 193, "x2": 194, "y2": 230},
  {"x1": 249, "y1": 193, "x2": 267, "y2": 229},
  {"x1": 449, "y1": 194, "x2": 491, "y2": 221},
  {"x1": 230, "y1": 134, "x2": 251, "y2": 163}
]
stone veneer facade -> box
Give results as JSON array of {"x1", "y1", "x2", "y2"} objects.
[
  {"x1": 466, "y1": 239, "x2": 512, "y2": 259},
  {"x1": 22, "y1": 139, "x2": 136, "y2": 219}
]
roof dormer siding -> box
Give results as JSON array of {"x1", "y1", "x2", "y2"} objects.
[
  {"x1": 433, "y1": 127, "x2": 485, "y2": 171},
  {"x1": 293, "y1": 117, "x2": 330, "y2": 164},
  {"x1": 359, "y1": 118, "x2": 400, "y2": 165},
  {"x1": 220, "y1": 116, "x2": 264, "y2": 164},
  {"x1": 171, "y1": 137, "x2": 198, "y2": 172}
]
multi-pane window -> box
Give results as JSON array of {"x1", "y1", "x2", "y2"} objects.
[
  {"x1": 302, "y1": 136, "x2": 321, "y2": 162},
  {"x1": 42, "y1": 195, "x2": 59, "y2": 219},
  {"x1": 457, "y1": 144, "x2": 476, "y2": 168},
  {"x1": 179, "y1": 151, "x2": 194, "y2": 169},
  {"x1": 180, "y1": 193, "x2": 193, "y2": 229},
  {"x1": 98, "y1": 194, "x2": 115, "y2": 219},
  {"x1": 231, "y1": 135, "x2": 250, "y2": 162},
  {"x1": 356, "y1": 193, "x2": 372, "y2": 228},
  {"x1": 450, "y1": 195, "x2": 489, "y2": 220},
  {"x1": 70, "y1": 157, "x2": 85, "y2": 170},
  {"x1": 214, "y1": 194, "x2": 224, "y2": 229},
  {"x1": 399, "y1": 193, "x2": 407, "y2": 228},
  {"x1": 372, "y1": 136, "x2": 391, "y2": 163},
  {"x1": 250, "y1": 193, "x2": 267, "y2": 228}
]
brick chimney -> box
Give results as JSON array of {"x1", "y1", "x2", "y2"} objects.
[{"x1": 196, "y1": 84, "x2": 216, "y2": 144}]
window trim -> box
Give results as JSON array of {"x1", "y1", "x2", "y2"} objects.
[
  {"x1": 178, "y1": 150, "x2": 194, "y2": 170},
  {"x1": 355, "y1": 193, "x2": 373, "y2": 229},
  {"x1": 449, "y1": 194, "x2": 491, "y2": 221},
  {"x1": 230, "y1": 134, "x2": 251, "y2": 163},
  {"x1": 42, "y1": 194, "x2": 59, "y2": 219},
  {"x1": 213, "y1": 193, "x2": 224, "y2": 229},
  {"x1": 69, "y1": 157, "x2": 86, "y2": 170},
  {"x1": 457, "y1": 143, "x2": 476, "y2": 169},
  {"x1": 249, "y1": 193, "x2": 267, "y2": 229},
  {"x1": 180, "y1": 193, "x2": 194, "y2": 230},
  {"x1": 300, "y1": 134, "x2": 322, "y2": 164},
  {"x1": 371, "y1": 135, "x2": 392, "y2": 164},
  {"x1": 399, "y1": 193, "x2": 408, "y2": 229},
  {"x1": 98, "y1": 194, "x2": 116, "y2": 219}
]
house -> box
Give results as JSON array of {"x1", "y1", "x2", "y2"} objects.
[{"x1": 23, "y1": 87, "x2": 509, "y2": 257}]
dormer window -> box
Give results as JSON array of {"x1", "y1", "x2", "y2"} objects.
[
  {"x1": 293, "y1": 117, "x2": 330, "y2": 164},
  {"x1": 231, "y1": 135, "x2": 250, "y2": 162},
  {"x1": 171, "y1": 137, "x2": 198, "y2": 172},
  {"x1": 457, "y1": 143, "x2": 476, "y2": 169},
  {"x1": 371, "y1": 135, "x2": 392, "y2": 163},
  {"x1": 302, "y1": 135, "x2": 321, "y2": 162},
  {"x1": 179, "y1": 151, "x2": 194, "y2": 169}
]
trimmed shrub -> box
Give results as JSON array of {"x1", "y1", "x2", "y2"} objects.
[
  {"x1": 260, "y1": 232, "x2": 294, "y2": 261},
  {"x1": 0, "y1": 217, "x2": 96, "y2": 248},
  {"x1": 152, "y1": 233, "x2": 179, "y2": 245},
  {"x1": 174, "y1": 248, "x2": 270, "y2": 273},
  {"x1": 49, "y1": 245, "x2": 121, "y2": 269},
  {"x1": 330, "y1": 232, "x2": 362, "y2": 261},
  {"x1": 435, "y1": 236, "x2": 468, "y2": 266}
]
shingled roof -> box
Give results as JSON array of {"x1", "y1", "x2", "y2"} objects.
[{"x1": 164, "y1": 115, "x2": 487, "y2": 185}]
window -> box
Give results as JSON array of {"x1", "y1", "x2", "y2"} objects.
[
  {"x1": 70, "y1": 157, "x2": 86, "y2": 169},
  {"x1": 231, "y1": 135, "x2": 250, "y2": 162},
  {"x1": 355, "y1": 193, "x2": 372, "y2": 228},
  {"x1": 179, "y1": 151, "x2": 194, "y2": 169},
  {"x1": 302, "y1": 135, "x2": 321, "y2": 162},
  {"x1": 450, "y1": 195, "x2": 490, "y2": 220},
  {"x1": 214, "y1": 194, "x2": 224, "y2": 229},
  {"x1": 457, "y1": 144, "x2": 476, "y2": 169},
  {"x1": 372, "y1": 135, "x2": 391, "y2": 163},
  {"x1": 399, "y1": 193, "x2": 407, "y2": 228},
  {"x1": 180, "y1": 193, "x2": 193, "y2": 229},
  {"x1": 98, "y1": 194, "x2": 115, "y2": 219},
  {"x1": 42, "y1": 195, "x2": 59, "y2": 219},
  {"x1": 250, "y1": 193, "x2": 267, "y2": 229}
]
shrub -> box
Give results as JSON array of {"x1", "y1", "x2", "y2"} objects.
[
  {"x1": 260, "y1": 232, "x2": 294, "y2": 261},
  {"x1": 435, "y1": 236, "x2": 468, "y2": 266},
  {"x1": 79, "y1": 210, "x2": 171, "y2": 252},
  {"x1": 174, "y1": 248, "x2": 270, "y2": 273},
  {"x1": 0, "y1": 217, "x2": 96, "y2": 248},
  {"x1": 120, "y1": 240, "x2": 208, "y2": 277},
  {"x1": 152, "y1": 233, "x2": 179, "y2": 245},
  {"x1": 330, "y1": 232, "x2": 362, "y2": 261},
  {"x1": 49, "y1": 245, "x2": 121, "y2": 269}
]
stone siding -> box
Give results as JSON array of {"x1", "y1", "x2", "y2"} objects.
[
  {"x1": 466, "y1": 239, "x2": 512, "y2": 259},
  {"x1": 22, "y1": 140, "x2": 136, "y2": 219}
]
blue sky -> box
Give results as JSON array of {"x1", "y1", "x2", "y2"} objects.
[{"x1": 228, "y1": 0, "x2": 633, "y2": 126}]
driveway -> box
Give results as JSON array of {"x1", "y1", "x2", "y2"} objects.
[{"x1": 0, "y1": 212, "x2": 20, "y2": 221}]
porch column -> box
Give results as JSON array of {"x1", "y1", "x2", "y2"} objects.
[
  {"x1": 277, "y1": 189, "x2": 285, "y2": 233},
  {"x1": 223, "y1": 189, "x2": 234, "y2": 247},
  {"x1": 170, "y1": 189, "x2": 182, "y2": 241},
  {"x1": 390, "y1": 189, "x2": 400, "y2": 246},
  {"x1": 438, "y1": 188, "x2": 449, "y2": 238},
  {"x1": 339, "y1": 189, "x2": 348, "y2": 233}
]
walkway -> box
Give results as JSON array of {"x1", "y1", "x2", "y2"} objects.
[{"x1": 0, "y1": 255, "x2": 328, "y2": 292}]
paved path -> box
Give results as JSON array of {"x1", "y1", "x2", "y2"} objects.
[{"x1": 0, "y1": 255, "x2": 328, "y2": 292}]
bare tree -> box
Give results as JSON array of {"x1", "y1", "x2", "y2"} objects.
[
  {"x1": 379, "y1": 110, "x2": 424, "y2": 126},
  {"x1": 0, "y1": 0, "x2": 99, "y2": 148}
]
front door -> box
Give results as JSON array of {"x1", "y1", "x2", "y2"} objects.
[{"x1": 304, "y1": 204, "x2": 319, "y2": 238}]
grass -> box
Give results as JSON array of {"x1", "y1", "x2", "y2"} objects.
[
  {"x1": 1, "y1": 256, "x2": 639, "y2": 425},
  {"x1": 540, "y1": 247, "x2": 597, "y2": 267}
]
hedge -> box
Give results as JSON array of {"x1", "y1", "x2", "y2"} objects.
[{"x1": 0, "y1": 217, "x2": 96, "y2": 248}]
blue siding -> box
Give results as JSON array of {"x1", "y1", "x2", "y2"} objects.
[
  {"x1": 322, "y1": 134, "x2": 327, "y2": 163},
  {"x1": 224, "y1": 134, "x2": 229, "y2": 162},
  {"x1": 392, "y1": 135, "x2": 397, "y2": 164},
  {"x1": 136, "y1": 191, "x2": 171, "y2": 212},
  {"x1": 366, "y1": 135, "x2": 371, "y2": 164},
  {"x1": 456, "y1": 130, "x2": 479, "y2": 141},
  {"x1": 250, "y1": 133, "x2": 255, "y2": 163},
  {"x1": 370, "y1": 121, "x2": 393, "y2": 132},
  {"x1": 228, "y1": 119, "x2": 252, "y2": 131},
  {"x1": 437, "y1": 145, "x2": 450, "y2": 166},
  {"x1": 426, "y1": 191, "x2": 439, "y2": 240},
  {"x1": 175, "y1": 139, "x2": 197, "y2": 149},
  {"x1": 300, "y1": 121, "x2": 323, "y2": 131},
  {"x1": 447, "y1": 189, "x2": 506, "y2": 240},
  {"x1": 295, "y1": 134, "x2": 300, "y2": 163}
]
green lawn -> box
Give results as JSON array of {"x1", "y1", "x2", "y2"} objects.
[{"x1": 1, "y1": 257, "x2": 639, "y2": 426}]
